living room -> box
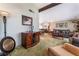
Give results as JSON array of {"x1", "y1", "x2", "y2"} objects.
[
  {"x1": 0, "y1": 3, "x2": 79, "y2": 56},
  {"x1": 39, "y1": 3, "x2": 79, "y2": 56}
]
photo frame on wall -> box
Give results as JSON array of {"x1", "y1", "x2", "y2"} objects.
[
  {"x1": 22, "y1": 15, "x2": 32, "y2": 26},
  {"x1": 56, "y1": 22, "x2": 68, "y2": 28}
]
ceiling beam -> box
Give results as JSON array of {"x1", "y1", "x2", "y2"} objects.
[{"x1": 39, "y1": 3, "x2": 61, "y2": 12}]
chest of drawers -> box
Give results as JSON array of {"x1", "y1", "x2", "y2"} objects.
[{"x1": 21, "y1": 32, "x2": 40, "y2": 48}]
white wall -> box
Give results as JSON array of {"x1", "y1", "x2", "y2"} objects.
[
  {"x1": 39, "y1": 3, "x2": 79, "y2": 23},
  {"x1": 0, "y1": 3, "x2": 39, "y2": 47}
]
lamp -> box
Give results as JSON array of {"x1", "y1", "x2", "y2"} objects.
[
  {"x1": 0, "y1": 10, "x2": 16, "y2": 55},
  {"x1": 0, "y1": 10, "x2": 9, "y2": 16},
  {"x1": 0, "y1": 10, "x2": 9, "y2": 37}
]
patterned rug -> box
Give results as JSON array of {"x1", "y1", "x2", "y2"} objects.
[{"x1": 9, "y1": 33, "x2": 67, "y2": 56}]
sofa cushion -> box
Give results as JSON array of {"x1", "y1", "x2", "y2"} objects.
[
  {"x1": 63, "y1": 43, "x2": 79, "y2": 56},
  {"x1": 48, "y1": 45, "x2": 74, "y2": 56}
]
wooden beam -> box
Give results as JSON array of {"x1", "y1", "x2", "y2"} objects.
[{"x1": 39, "y1": 3, "x2": 61, "y2": 12}]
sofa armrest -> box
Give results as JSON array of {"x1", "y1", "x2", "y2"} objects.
[
  {"x1": 63, "y1": 43, "x2": 79, "y2": 56},
  {"x1": 48, "y1": 45, "x2": 74, "y2": 56}
]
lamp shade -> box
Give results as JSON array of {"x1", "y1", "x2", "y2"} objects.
[{"x1": 0, "y1": 10, "x2": 9, "y2": 16}]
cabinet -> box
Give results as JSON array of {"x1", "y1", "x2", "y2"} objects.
[{"x1": 21, "y1": 32, "x2": 40, "y2": 48}]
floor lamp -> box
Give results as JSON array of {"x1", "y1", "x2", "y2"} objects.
[
  {"x1": 0, "y1": 10, "x2": 9, "y2": 37},
  {"x1": 0, "y1": 10, "x2": 16, "y2": 56}
]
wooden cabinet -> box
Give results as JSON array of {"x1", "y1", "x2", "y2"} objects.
[
  {"x1": 21, "y1": 32, "x2": 40, "y2": 48},
  {"x1": 32, "y1": 32, "x2": 40, "y2": 46}
]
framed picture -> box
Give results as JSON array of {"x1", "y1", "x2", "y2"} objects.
[
  {"x1": 56, "y1": 22, "x2": 68, "y2": 28},
  {"x1": 22, "y1": 15, "x2": 32, "y2": 26}
]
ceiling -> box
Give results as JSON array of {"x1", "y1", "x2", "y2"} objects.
[
  {"x1": 34, "y1": 3, "x2": 50, "y2": 9},
  {"x1": 1, "y1": 3, "x2": 60, "y2": 10},
  {"x1": 10, "y1": 3, "x2": 50, "y2": 10}
]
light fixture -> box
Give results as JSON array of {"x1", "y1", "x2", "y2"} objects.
[
  {"x1": 29, "y1": 9, "x2": 34, "y2": 13},
  {"x1": 0, "y1": 10, "x2": 9, "y2": 16}
]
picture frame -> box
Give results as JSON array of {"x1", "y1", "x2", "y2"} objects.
[
  {"x1": 56, "y1": 22, "x2": 68, "y2": 28},
  {"x1": 22, "y1": 15, "x2": 32, "y2": 26}
]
